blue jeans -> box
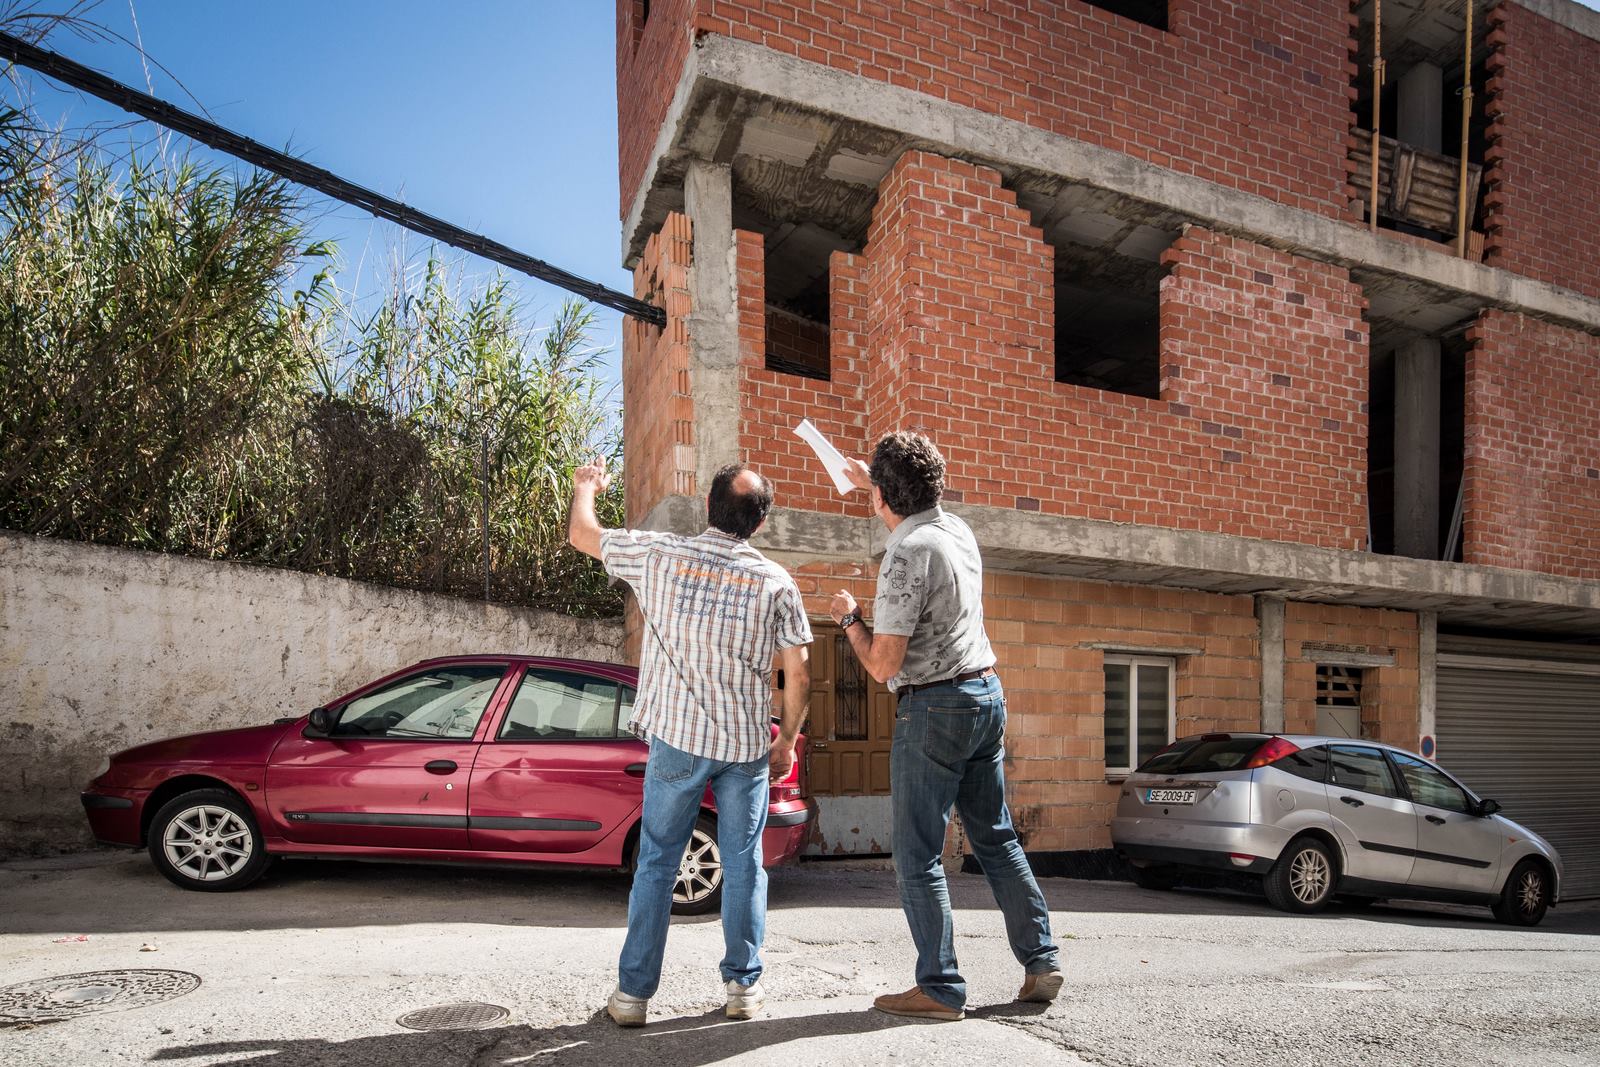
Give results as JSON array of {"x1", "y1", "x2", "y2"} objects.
[
  {"x1": 617, "y1": 737, "x2": 770, "y2": 999},
  {"x1": 892, "y1": 673, "x2": 1059, "y2": 1010}
]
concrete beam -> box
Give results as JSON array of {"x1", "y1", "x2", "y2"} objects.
[
  {"x1": 682, "y1": 161, "x2": 741, "y2": 496},
  {"x1": 1512, "y1": 0, "x2": 1600, "y2": 43},
  {"x1": 714, "y1": 498, "x2": 1600, "y2": 633},
  {"x1": 1418, "y1": 611, "x2": 1438, "y2": 744},
  {"x1": 628, "y1": 35, "x2": 1600, "y2": 336}
]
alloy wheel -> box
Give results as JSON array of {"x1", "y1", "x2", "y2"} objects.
[
  {"x1": 1516, "y1": 868, "x2": 1545, "y2": 918},
  {"x1": 1289, "y1": 846, "x2": 1330, "y2": 905},
  {"x1": 674, "y1": 827, "x2": 722, "y2": 906},
  {"x1": 162, "y1": 804, "x2": 254, "y2": 882}
]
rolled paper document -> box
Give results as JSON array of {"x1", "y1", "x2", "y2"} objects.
[{"x1": 793, "y1": 418, "x2": 856, "y2": 495}]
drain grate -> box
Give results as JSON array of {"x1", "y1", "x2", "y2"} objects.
[
  {"x1": 396, "y1": 1001, "x2": 510, "y2": 1031},
  {"x1": 0, "y1": 970, "x2": 201, "y2": 1028}
]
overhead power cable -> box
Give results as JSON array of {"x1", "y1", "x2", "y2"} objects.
[{"x1": 0, "y1": 31, "x2": 666, "y2": 326}]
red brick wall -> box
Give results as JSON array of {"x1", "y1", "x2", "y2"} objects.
[
  {"x1": 1463, "y1": 310, "x2": 1600, "y2": 581},
  {"x1": 622, "y1": 212, "x2": 696, "y2": 526},
  {"x1": 1482, "y1": 3, "x2": 1600, "y2": 300},
  {"x1": 741, "y1": 151, "x2": 1368, "y2": 548},
  {"x1": 618, "y1": 0, "x2": 1356, "y2": 223},
  {"x1": 1282, "y1": 603, "x2": 1420, "y2": 748},
  {"x1": 764, "y1": 307, "x2": 829, "y2": 378}
]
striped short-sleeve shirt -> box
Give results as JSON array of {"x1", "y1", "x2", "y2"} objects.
[{"x1": 600, "y1": 527, "x2": 813, "y2": 763}]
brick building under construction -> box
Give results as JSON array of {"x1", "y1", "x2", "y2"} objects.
[{"x1": 610, "y1": 0, "x2": 1600, "y2": 897}]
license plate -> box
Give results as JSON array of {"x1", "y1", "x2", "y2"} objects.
[{"x1": 1146, "y1": 788, "x2": 1196, "y2": 804}]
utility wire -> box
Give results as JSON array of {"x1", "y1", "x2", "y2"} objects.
[{"x1": 0, "y1": 31, "x2": 666, "y2": 326}]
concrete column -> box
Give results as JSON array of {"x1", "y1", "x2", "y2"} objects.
[
  {"x1": 1257, "y1": 597, "x2": 1285, "y2": 732},
  {"x1": 683, "y1": 161, "x2": 740, "y2": 500},
  {"x1": 1418, "y1": 611, "x2": 1437, "y2": 745},
  {"x1": 1394, "y1": 338, "x2": 1442, "y2": 559},
  {"x1": 1397, "y1": 62, "x2": 1443, "y2": 153}
]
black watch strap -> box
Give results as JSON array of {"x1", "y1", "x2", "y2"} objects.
[{"x1": 839, "y1": 610, "x2": 862, "y2": 630}]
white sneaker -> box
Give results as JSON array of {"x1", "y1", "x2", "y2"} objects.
[
  {"x1": 725, "y1": 978, "x2": 766, "y2": 1020},
  {"x1": 607, "y1": 987, "x2": 648, "y2": 1027}
]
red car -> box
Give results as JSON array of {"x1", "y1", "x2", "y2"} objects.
[{"x1": 80, "y1": 655, "x2": 816, "y2": 914}]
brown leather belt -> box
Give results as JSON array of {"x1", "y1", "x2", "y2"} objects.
[{"x1": 896, "y1": 667, "x2": 996, "y2": 698}]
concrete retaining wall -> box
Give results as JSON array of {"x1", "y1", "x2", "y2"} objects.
[{"x1": 0, "y1": 532, "x2": 625, "y2": 856}]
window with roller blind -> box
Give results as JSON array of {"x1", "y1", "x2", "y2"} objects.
[{"x1": 1104, "y1": 655, "x2": 1175, "y2": 777}]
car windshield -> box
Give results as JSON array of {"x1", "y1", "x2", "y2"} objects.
[{"x1": 1137, "y1": 736, "x2": 1265, "y2": 774}]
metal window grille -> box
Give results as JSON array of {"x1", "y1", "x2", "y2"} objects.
[{"x1": 834, "y1": 635, "x2": 868, "y2": 741}]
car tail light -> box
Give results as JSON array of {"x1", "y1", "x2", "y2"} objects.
[
  {"x1": 770, "y1": 735, "x2": 808, "y2": 803},
  {"x1": 1242, "y1": 736, "x2": 1299, "y2": 769}
]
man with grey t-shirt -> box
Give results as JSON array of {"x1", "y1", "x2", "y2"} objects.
[{"x1": 829, "y1": 431, "x2": 1061, "y2": 1021}]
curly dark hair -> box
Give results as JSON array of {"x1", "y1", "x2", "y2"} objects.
[{"x1": 870, "y1": 431, "x2": 946, "y2": 517}]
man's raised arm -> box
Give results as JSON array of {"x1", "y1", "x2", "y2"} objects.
[{"x1": 567, "y1": 458, "x2": 611, "y2": 561}]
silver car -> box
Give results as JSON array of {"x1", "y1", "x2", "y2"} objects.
[{"x1": 1110, "y1": 733, "x2": 1563, "y2": 925}]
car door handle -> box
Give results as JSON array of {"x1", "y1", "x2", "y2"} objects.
[
  {"x1": 424, "y1": 760, "x2": 457, "y2": 775},
  {"x1": 625, "y1": 762, "x2": 647, "y2": 777},
  {"x1": 1339, "y1": 795, "x2": 1365, "y2": 807},
  {"x1": 1425, "y1": 814, "x2": 1447, "y2": 825}
]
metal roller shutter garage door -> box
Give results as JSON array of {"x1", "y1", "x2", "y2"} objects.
[{"x1": 1437, "y1": 664, "x2": 1600, "y2": 900}]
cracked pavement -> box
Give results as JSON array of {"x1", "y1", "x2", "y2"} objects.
[{"x1": 1, "y1": 851, "x2": 1596, "y2": 1065}]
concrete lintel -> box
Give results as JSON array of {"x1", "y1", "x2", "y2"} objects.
[
  {"x1": 1082, "y1": 641, "x2": 1205, "y2": 656},
  {"x1": 1296, "y1": 645, "x2": 1397, "y2": 668},
  {"x1": 1513, "y1": 0, "x2": 1600, "y2": 43},
  {"x1": 664, "y1": 35, "x2": 1600, "y2": 336}
]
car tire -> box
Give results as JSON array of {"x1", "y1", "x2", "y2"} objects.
[
  {"x1": 147, "y1": 788, "x2": 272, "y2": 893},
  {"x1": 1492, "y1": 858, "x2": 1551, "y2": 927},
  {"x1": 1128, "y1": 864, "x2": 1179, "y2": 891},
  {"x1": 1264, "y1": 836, "x2": 1336, "y2": 914}
]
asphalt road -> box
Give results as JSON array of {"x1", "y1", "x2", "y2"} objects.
[{"x1": 2, "y1": 851, "x2": 1597, "y2": 1066}]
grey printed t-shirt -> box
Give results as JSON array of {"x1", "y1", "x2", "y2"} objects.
[{"x1": 872, "y1": 505, "x2": 996, "y2": 692}]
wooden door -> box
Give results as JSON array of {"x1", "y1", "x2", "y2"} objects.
[{"x1": 804, "y1": 623, "x2": 895, "y2": 797}]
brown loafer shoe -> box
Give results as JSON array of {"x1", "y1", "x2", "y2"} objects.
[
  {"x1": 872, "y1": 985, "x2": 964, "y2": 1021},
  {"x1": 1017, "y1": 970, "x2": 1064, "y2": 1003}
]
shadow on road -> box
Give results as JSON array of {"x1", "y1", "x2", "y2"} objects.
[
  {"x1": 145, "y1": 1005, "x2": 921, "y2": 1067},
  {"x1": 3, "y1": 850, "x2": 1595, "y2": 937}
]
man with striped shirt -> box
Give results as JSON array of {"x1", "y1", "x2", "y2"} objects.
[{"x1": 568, "y1": 459, "x2": 812, "y2": 1027}]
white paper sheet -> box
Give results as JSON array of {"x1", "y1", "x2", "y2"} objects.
[{"x1": 793, "y1": 418, "x2": 856, "y2": 495}]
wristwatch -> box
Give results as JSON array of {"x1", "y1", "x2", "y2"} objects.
[{"x1": 838, "y1": 610, "x2": 862, "y2": 630}]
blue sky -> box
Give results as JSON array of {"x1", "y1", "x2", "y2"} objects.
[{"x1": 12, "y1": 1, "x2": 631, "y2": 385}]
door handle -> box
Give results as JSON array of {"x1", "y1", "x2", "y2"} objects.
[
  {"x1": 424, "y1": 760, "x2": 457, "y2": 775},
  {"x1": 1425, "y1": 814, "x2": 1447, "y2": 825},
  {"x1": 625, "y1": 762, "x2": 647, "y2": 777},
  {"x1": 810, "y1": 743, "x2": 830, "y2": 750},
  {"x1": 1339, "y1": 795, "x2": 1365, "y2": 807}
]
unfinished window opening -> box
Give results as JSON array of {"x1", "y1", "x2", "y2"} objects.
[
  {"x1": 747, "y1": 220, "x2": 846, "y2": 382},
  {"x1": 1314, "y1": 664, "x2": 1366, "y2": 739},
  {"x1": 1350, "y1": 0, "x2": 1491, "y2": 253},
  {"x1": 1366, "y1": 330, "x2": 1466, "y2": 560},
  {"x1": 1037, "y1": 203, "x2": 1173, "y2": 400},
  {"x1": 1081, "y1": 0, "x2": 1168, "y2": 32}
]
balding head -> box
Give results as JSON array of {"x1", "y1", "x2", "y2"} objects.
[{"x1": 707, "y1": 463, "x2": 774, "y2": 540}]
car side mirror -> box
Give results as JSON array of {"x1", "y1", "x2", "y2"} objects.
[
  {"x1": 304, "y1": 706, "x2": 335, "y2": 739},
  {"x1": 1476, "y1": 798, "x2": 1501, "y2": 818}
]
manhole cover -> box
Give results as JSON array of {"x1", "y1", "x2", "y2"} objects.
[
  {"x1": 396, "y1": 1002, "x2": 510, "y2": 1031},
  {"x1": 0, "y1": 970, "x2": 201, "y2": 1028}
]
